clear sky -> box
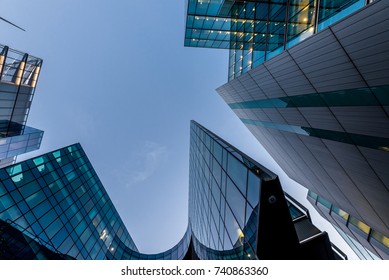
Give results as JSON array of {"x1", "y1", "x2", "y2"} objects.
[{"x1": 0, "y1": 0, "x2": 357, "y2": 258}]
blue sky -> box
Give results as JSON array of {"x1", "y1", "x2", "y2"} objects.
[{"x1": 0, "y1": 0, "x2": 357, "y2": 257}]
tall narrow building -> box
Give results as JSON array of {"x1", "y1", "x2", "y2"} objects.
[
  {"x1": 188, "y1": 120, "x2": 338, "y2": 260},
  {"x1": 185, "y1": 0, "x2": 389, "y2": 257}
]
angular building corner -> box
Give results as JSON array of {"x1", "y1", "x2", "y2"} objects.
[
  {"x1": 1, "y1": 122, "x2": 342, "y2": 259},
  {"x1": 0, "y1": 44, "x2": 44, "y2": 168},
  {"x1": 185, "y1": 0, "x2": 389, "y2": 258},
  {"x1": 189, "y1": 120, "x2": 340, "y2": 260}
]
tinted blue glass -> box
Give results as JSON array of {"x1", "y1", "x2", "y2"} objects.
[
  {"x1": 227, "y1": 153, "x2": 247, "y2": 195},
  {"x1": 247, "y1": 171, "x2": 260, "y2": 208},
  {"x1": 25, "y1": 190, "x2": 45, "y2": 209},
  {"x1": 226, "y1": 177, "x2": 246, "y2": 228},
  {"x1": 19, "y1": 180, "x2": 40, "y2": 198},
  {"x1": 213, "y1": 141, "x2": 223, "y2": 164}
]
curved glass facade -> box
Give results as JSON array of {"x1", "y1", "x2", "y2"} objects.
[
  {"x1": 189, "y1": 120, "x2": 263, "y2": 259},
  {"x1": 0, "y1": 144, "x2": 138, "y2": 259},
  {"x1": 0, "y1": 123, "x2": 337, "y2": 259}
]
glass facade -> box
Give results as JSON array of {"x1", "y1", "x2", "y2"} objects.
[
  {"x1": 105, "y1": 227, "x2": 192, "y2": 260},
  {"x1": 188, "y1": 120, "x2": 336, "y2": 259},
  {"x1": 0, "y1": 143, "x2": 195, "y2": 260},
  {"x1": 185, "y1": 0, "x2": 370, "y2": 80},
  {"x1": 308, "y1": 190, "x2": 389, "y2": 259},
  {"x1": 0, "y1": 122, "x2": 43, "y2": 168},
  {"x1": 0, "y1": 143, "x2": 138, "y2": 259},
  {"x1": 0, "y1": 44, "x2": 42, "y2": 124},
  {"x1": 0, "y1": 44, "x2": 44, "y2": 167},
  {"x1": 189, "y1": 120, "x2": 263, "y2": 259},
  {"x1": 0, "y1": 218, "x2": 74, "y2": 260},
  {"x1": 0, "y1": 122, "x2": 338, "y2": 259},
  {"x1": 213, "y1": 0, "x2": 389, "y2": 250}
]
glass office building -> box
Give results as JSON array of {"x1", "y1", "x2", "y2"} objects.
[
  {"x1": 0, "y1": 123, "x2": 340, "y2": 259},
  {"x1": 185, "y1": 0, "x2": 389, "y2": 258},
  {"x1": 0, "y1": 143, "x2": 138, "y2": 259},
  {"x1": 0, "y1": 44, "x2": 43, "y2": 168},
  {"x1": 189, "y1": 120, "x2": 337, "y2": 260},
  {"x1": 185, "y1": 0, "x2": 371, "y2": 80}
]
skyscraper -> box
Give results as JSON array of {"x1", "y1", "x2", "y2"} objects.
[
  {"x1": 0, "y1": 44, "x2": 43, "y2": 168},
  {"x1": 0, "y1": 122, "x2": 341, "y2": 259},
  {"x1": 0, "y1": 143, "x2": 138, "y2": 259},
  {"x1": 188, "y1": 120, "x2": 338, "y2": 260},
  {"x1": 185, "y1": 0, "x2": 389, "y2": 257}
]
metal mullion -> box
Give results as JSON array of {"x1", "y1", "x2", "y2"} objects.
[
  {"x1": 283, "y1": 0, "x2": 291, "y2": 50},
  {"x1": 264, "y1": 0, "x2": 271, "y2": 61},
  {"x1": 0, "y1": 46, "x2": 8, "y2": 80},
  {"x1": 314, "y1": 0, "x2": 321, "y2": 34}
]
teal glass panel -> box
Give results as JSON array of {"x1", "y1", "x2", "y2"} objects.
[
  {"x1": 372, "y1": 85, "x2": 389, "y2": 105},
  {"x1": 287, "y1": 202, "x2": 304, "y2": 220},
  {"x1": 241, "y1": 118, "x2": 389, "y2": 151},
  {"x1": 5, "y1": 205, "x2": 22, "y2": 220},
  {"x1": 33, "y1": 156, "x2": 45, "y2": 166},
  {"x1": 19, "y1": 180, "x2": 41, "y2": 198},
  {"x1": 39, "y1": 209, "x2": 57, "y2": 229},
  {"x1": 46, "y1": 218, "x2": 63, "y2": 239},
  {"x1": 286, "y1": 0, "x2": 316, "y2": 48},
  {"x1": 267, "y1": 1, "x2": 287, "y2": 55},
  {"x1": 228, "y1": 86, "x2": 388, "y2": 109},
  {"x1": 25, "y1": 190, "x2": 45, "y2": 209},
  {"x1": 307, "y1": 190, "x2": 318, "y2": 200},
  {"x1": 48, "y1": 179, "x2": 64, "y2": 195},
  {"x1": 0, "y1": 182, "x2": 6, "y2": 197},
  {"x1": 331, "y1": 204, "x2": 349, "y2": 221},
  {"x1": 66, "y1": 171, "x2": 77, "y2": 181},
  {"x1": 6, "y1": 163, "x2": 22, "y2": 176},
  {"x1": 0, "y1": 143, "x2": 139, "y2": 258},
  {"x1": 318, "y1": 0, "x2": 365, "y2": 31},
  {"x1": 52, "y1": 150, "x2": 61, "y2": 158},
  {"x1": 32, "y1": 200, "x2": 52, "y2": 219},
  {"x1": 317, "y1": 196, "x2": 332, "y2": 209}
]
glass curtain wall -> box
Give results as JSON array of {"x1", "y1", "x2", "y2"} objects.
[{"x1": 184, "y1": 0, "x2": 370, "y2": 81}]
